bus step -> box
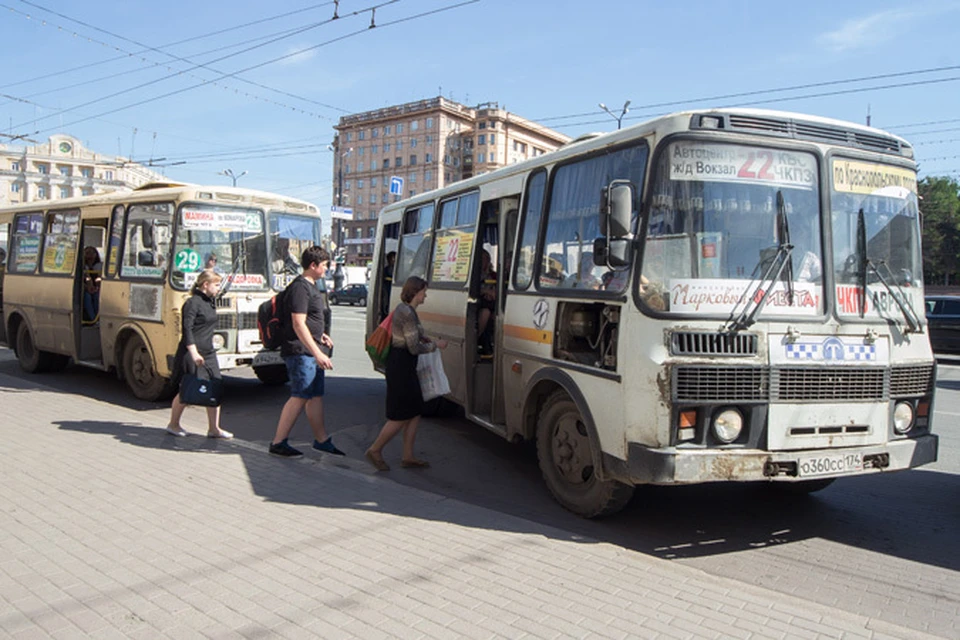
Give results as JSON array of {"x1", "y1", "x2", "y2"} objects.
[{"x1": 74, "y1": 359, "x2": 109, "y2": 371}]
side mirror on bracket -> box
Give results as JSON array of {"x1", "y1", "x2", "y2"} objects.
[
  {"x1": 593, "y1": 237, "x2": 631, "y2": 268},
  {"x1": 600, "y1": 181, "x2": 634, "y2": 238}
]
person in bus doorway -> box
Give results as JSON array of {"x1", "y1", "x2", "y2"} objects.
[
  {"x1": 380, "y1": 251, "x2": 396, "y2": 320},
  {"x1": 268, "y1": 246, "x2": 345, "y2": 458},
  {"x1": 365, "y1": 276, "x2": 447, "y2": 471},
  {"x1": 82, "y1": 246, "x2": 103, "y2": 324},
  {"x1": 166, "y1": 269, "x2": 233, "y2": 439},
  {"x1": 477, "y1": 250, "x2": 497, "y2": 355}
]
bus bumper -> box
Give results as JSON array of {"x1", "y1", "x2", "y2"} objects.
[
  {"x1": 620, "y1": 434, "x2": 939, "y2": 485},
  {"x1": 216, "y1": 349, "x2": 283, "y2": 370}
]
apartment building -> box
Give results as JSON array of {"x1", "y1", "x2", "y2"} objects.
[
  {"x1": 330, "y1": 96, "x2": 570, "y2": 265},
  {"x1": 1, "y1": 134, "x2": 163, "y2": 206}
]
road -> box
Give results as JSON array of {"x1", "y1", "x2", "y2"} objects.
[{"x1": 2, "y1": 305, "x2": 958, "y2": 637}]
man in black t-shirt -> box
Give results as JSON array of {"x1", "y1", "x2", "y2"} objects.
[{"x1": 268, "y1": 246, "x2": 345, "y2": 458}]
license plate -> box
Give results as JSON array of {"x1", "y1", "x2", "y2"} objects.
[{"x1": 797, "y1": 452, "x2": 864, "y2": 477}]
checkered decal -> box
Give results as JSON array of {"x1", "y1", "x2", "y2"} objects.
[{"x1": 785, "y1": 342, "x2": 877, "y2": 361}]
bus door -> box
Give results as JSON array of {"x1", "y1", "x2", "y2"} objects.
[
  {"x1": 37, "y1": 209, "x2": 81, "y2": 352},
  {"x1": 373, "y1": 223, "x2": 400, "y2": 323},
  {"x1": 0, "y1": 219, "x2": 9, "y2": 343},
  {"x1": 75, "y1": 218, "x2": 108, "y2": 363}
]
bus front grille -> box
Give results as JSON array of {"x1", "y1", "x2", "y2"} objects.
[
  {"x1": 890, "y1": 363, "x2": 935, "y2": 398},
  {"x1": 772, "y1": 367, "x2": 885, "y2": 401},
  {"x1": 724, "y1": 114, "x2": 907, "y2": 156},
  {"x1": 674, "y1": 366, "x2": 768, "y2": 402},
  {"x1": 216, "y1": 313, "x2": 258, "y2": 331},
  {"x1": 671, "y1": 331, "x2": 758, "y2": 356}
]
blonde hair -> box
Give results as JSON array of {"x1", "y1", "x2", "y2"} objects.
[{"x1": 193, "y1": 268, "x2": 222, "y2": 294}]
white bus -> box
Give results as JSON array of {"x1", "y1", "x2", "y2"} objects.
[
  {"x1": 0, "y1": 183, "x2": 325, "y2": 399},
  {"x1": 366, "y1": 108, "x2": 938, "y2": 518}
]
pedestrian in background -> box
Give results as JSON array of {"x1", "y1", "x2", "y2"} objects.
[
  {"x1": 365, "y1": 276, "x2": 446, "y2": 471},
  {"x1": 167, "y1": 269, "x2": 233, "y2": 438},
  {"x1": 268, "y1": 246, "x2": 345, "y2": 458}
]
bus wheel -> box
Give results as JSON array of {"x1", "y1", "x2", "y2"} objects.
[
  {"x1": 122, "y1": 335, "x2": 173, "y2": 401},
  {"x1": 15, "y1": 322, "x2": 53, "y2": 373},
  {"x1": 254, "y1": 364, "x2": 289, "y2": 385},
  {"x1": 536, "y1": 391, "x2": 634, "y2": 518}
]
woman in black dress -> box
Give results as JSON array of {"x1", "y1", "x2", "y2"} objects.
[
  {"x1": 365, "y1": 276, "x2": 446, "y2": 471},
  {"x1": 166, "y1": 269, "x2": 233, "y2": 438}
]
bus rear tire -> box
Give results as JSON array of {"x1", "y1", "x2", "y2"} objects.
[
  {"x1": 254, "y1": 364, "x2": 289, "y2": 385},
  {"x1": 122, "y1": 335, "x2": 175, "y2": 401},
  {"x1": 536, "y1": 391, "x2": 634, "y2": 518},
  {"x1": 16, "y1": 322, "x2": 54, "y2": 373}
]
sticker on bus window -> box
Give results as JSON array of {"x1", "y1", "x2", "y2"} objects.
[
  {"x1": 669, "y1": 143, "x2": 816, "y2": 189},
  {"x1": 831, "y1": 160, "x2": 917, "y2": 196},
  {"x1": 181, "y1": 208, "x2": 256, "y2": 231},
  {"x1": 431, "y1": 230, "x2": 474, "y2": 282},
  {"x1": 174, "y1": 248, "x2": 202, "y2": 272},
  {"x1": 42, "y1": 237, "x2": 77, "y2": 274},
  {"x1": 669, "y1": 278, "x2": 821, "y2": 315}
]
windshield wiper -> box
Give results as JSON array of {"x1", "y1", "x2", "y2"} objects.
[
  {"x1": 218, "y1": 238, "x2": 249, "y2": 299},
  {"x1": 725, "y1": 191, "x2": 794, "y2": 332},
  {"x1": 856, "y1": 208, "x2": 867, "y2": 317},
  {"x1": 867, "y1": 259, "x2": 923, "y2": 334}
]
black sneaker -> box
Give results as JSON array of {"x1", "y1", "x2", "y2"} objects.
[
  {"x1": 269, "y1": 440, "x2": 303, "y2": 457},
  {"x1": 313, "y1": 437, "x2": 346, "y2": 456}
]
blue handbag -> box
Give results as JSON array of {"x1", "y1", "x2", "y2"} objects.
[{"x1": 179, "y1": 370, "x2": 223, "y2": 407}]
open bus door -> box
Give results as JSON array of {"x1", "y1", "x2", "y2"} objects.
[{"x1": 75, "y1": 220, "x2": 108, "y2": 365}]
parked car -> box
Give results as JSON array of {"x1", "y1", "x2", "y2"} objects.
[
  {"x1": 925, "y1": 295, "x2": 960, "y2": 353},
  {"x1": 330, "y1": 284, "x2": 368, "y2": 306}
]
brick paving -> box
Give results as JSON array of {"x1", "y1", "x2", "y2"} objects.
[{"x1": 0, "y1": 371, "x2": 950, "y2": 639}]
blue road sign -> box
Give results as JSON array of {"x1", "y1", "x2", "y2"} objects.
[{"x1": 389, "y1": 176, "x2": 404, "y2": 195}]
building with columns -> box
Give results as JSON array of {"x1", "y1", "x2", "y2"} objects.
[
  {"x1": 1, "y1": 134, "x2": 164, "y2": 207},
  {"x1": 330, "y1": 97, "x2": 570, "y2": 265}
]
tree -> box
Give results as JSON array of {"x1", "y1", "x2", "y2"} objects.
[{"x1": 919, "y1": 176, "x2": 960, "y2": 285}]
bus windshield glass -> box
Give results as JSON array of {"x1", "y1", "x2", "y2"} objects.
[
  {"x1": 171, "y1": 204, "x2": 267, "y2": 290},
  {"x1": 268, "y1": 212, "x2": 322, "y2": 290},
  {"x1": 640, "y1": 141, "x2": 822, "y2": 316}
]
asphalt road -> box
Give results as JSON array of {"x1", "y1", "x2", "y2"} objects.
[{"x1": 2, "y1": 305, "x2": 958, "y2": 636}]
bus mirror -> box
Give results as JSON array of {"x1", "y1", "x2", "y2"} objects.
[
  {"x1": 593, "y1": 237, "x2": 630, "y2": 268},
  {"x1": 142, "y1": 220, "x2": 158, "y2": 250},
  {"x1": 600, "y1": 181, "x2": 633, "y2": 238},
  {"x1": 137, "y1": 250, "x2": 158, "y2": 267}
]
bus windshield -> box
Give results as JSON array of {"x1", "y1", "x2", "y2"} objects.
[
  {"x1": 640, "y1": 141, "x2": 822, "y2": 316},
  {"x1": 830, "y1": 158, "x2": 921, "y2": 319},
  {"x1": 268, "y1": 212, "x2": 322, "y2": 290},
  {"x1": 171, "y1": 204, "x2": 267, "y2": 290}
]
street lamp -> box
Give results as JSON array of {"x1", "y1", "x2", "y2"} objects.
[
  {"x1": 327, "y1": 144, "x2": 353, "y2": 264},
  {"x1": 599, "y1": 101, "x2": 631, "y2": 130},
  {"x1": 218, "y1": 168, "x2": 247, "y2": 186}
]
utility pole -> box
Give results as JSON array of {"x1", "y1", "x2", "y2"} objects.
[
  {"x1": 599, "y1": 101, "x2": 631, "y2": 130},
  {"x1": 218, "y1": 168, "x2": 247, "y2": 186}
]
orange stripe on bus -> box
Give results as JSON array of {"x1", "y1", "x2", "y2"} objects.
[
  {"x1": 503, "y1": 324, "x2": 553, "y2": 345},
  {"x1": 417, "y1": 311, "x2": 466, "y2": 327}
]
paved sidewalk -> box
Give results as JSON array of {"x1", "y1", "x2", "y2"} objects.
[{"x1": 0, "y1": 372, "x2": 947, "y2": 639}]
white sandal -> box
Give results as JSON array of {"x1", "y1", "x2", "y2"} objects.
[{"x1": 165, "y1": 426, "x2": 188, "y2": 437}]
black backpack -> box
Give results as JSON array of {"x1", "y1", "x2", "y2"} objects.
[{"x1": 257, "y1": 288, "x2": 287, "y2": 350}]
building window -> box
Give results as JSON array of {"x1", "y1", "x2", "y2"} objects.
[
  {"x1": 37, "y1": 186, "x2": 48, "y2": 198},
  {"x1": 426, "y1": 135, "x2": 432, "y2": 144},
  {"x1": 384, "y1": 142, "x2": 391, "y2": 152},
  {"x1": 371, "y1": 144, "x2": 378, "y2": 154},
  {"x1": 369, "y1": 227, "x2": 376, "y2": 238},
  {"x1": 357, "y1": 161, "x2": 364, "y2": 172},
  {"x1": 425, "y1": 170, "x2": 432, "y2": 181},
  {"x1": 344, "y1": 180, "x2": 351, "y2": 190},
  {"x1": 409, "y1": 173, "x2": 417, "y2": 183},
  {"x1": 426, "y1": 117, "x2": 434, "y2": 129},
  {"x1": 372, "y1": 128, "x2": 379, "y2": 138},
  {"x1": 382, "y1": 193, "x2": 388, "y2": 203},
  {"x1": 11, "y1": 161, "x2": 20, "y2": 171},
  {"x1": 346, "y1": 132, "x2": 353, "y2": 142},
  {"x1": 82, "y1": 188, "x2": 93, "y2": 196},
  {"x1": 425, "y1": 153, "x2": 432, "y2": 163},
  {"x1": 357, "y1": 179, "x2": 364, "y2": 188},
  {"x1": 410, "y1": 138, "x2": 417, "y2": 148},
  {"x1": 384, "y1": 125, "x2": 391, "y2": 135},
  {"x1": 396, "y1": 140, "x2": 403, "y2": 150},
  {"x1": 11, "y1": 182, "x2": 20, "y2": 193},
  {"x1": 477, "y1": 153, "x2": 485, "y2": 163},
  {"x1": 371, "y1": 177, "x2": 379, "y2": 187},
  {"x1": 59, "y1": 186, "x2": 71, "y2": 198},
  {"x1": 357, "y1": 195, "x2": 363, "y2": 205},
  {"x1": 36, "y1": 163, "x2": 49, "y2": 174},
  {"x1": 103, "y1": 170, "x2": 113, "y2": 180},
  {"x1": 395, "y1": 157, "x2": 403, "y2": 167},
  {"x1": 358, "y1": 147, "x2": 365, "y2": 155},
  {"x1": 409, "y1": 155, "x2": 417, "y2": 166},
  {"x1": 383, "y1": 159, "x2": 390, "y2": 169},
  {"x1": 411, "y1": 120, "x2": 419, "y2": 131},
  {"x1": 489, "y1": 151, "x2": 496, "y2": 162},
  {"x1": 489, "y1": 134, "x2": 496, "y2": 145},
  {"x1": 409, "y1": 190, "x2": 416, "y2": 197},
  {"x1": 59, "y1": 165, "x2": 71, "y2": 176},
  {"x1": 478, "y1": 122, "x2": 487, "y2": 130},
  {"x1": 396, "y1": 123, "x2": 404, "y2": 134},
  {"x1": 478, "y1": 134, "x2": 486, "y2": 145},
  {"x1": 358, "y1": 130, "x2": 366, "y2": 140},
  {"x1": 81, "y1": 167, "x2": 93, "y2": 178}
]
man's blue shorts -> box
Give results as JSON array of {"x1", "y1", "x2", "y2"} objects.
[{"x1": 284, "y1": 355, "x2": 325, "y2": 399}]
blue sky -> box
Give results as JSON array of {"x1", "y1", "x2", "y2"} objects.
[{"x1": 3, "y1": 0, "x2": 959, "y2": 224}]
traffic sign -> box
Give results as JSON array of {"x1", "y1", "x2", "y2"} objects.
[
  {"x1": 330, "y1": 205, "x2": 353, "y2": 221},
  {"x1": 389, "y1": 176, "x2": 404, "y2": 195}
]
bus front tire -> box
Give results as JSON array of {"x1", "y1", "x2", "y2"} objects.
[
  {"x1": 15, "y1": 322, "x2": 54, "y2": 373},
  {"x1": 254, "y1": 364, "x2": 289, "y2": 385},
  {"x1": 122, "y1": 335, "x2": 175, "y2": 401},
  {"x1": 536, "y1": 391, "x2": 634, "y2": 518}
]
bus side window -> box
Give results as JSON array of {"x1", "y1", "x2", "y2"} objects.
[
  {"x1": 105, "y1": 204, "x2": 124, "y2": 278},
  {"x1": 397, "y1": 203, "x2": 434, "y2": 282},
  {"x1": 515, "y1": 170, "x2": 547, "y2": 290}
]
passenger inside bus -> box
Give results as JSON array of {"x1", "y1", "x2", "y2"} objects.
[
  {"x1": 478, "y1": 249, "x2": 497, "y2": 355},
  {"x1": 82, "y1": 246, "x2": 103, "y2": 324},
  {"x1": 381, "y1": 251, "x2": 396, "y2": 320},
  {"x1": 272, "y1": 237, "x2": 301, "y2": 275}
]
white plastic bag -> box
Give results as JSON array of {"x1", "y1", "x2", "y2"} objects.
[{"x1": 416, "y1": 349, "x2": 450, "y2": 401}]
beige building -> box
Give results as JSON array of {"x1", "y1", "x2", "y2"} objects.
[
  {"x1": 1, "y1": 134, "x2": 164, "y2": 207},
  {"x1": 331, "y1": 97, "x2": 570, "y2": 265}
]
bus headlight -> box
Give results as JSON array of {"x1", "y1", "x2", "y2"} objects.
[
  {"x1": 893, "y1": 402, "x2": 914, "y2": 434},
  {"x1": 212, "y1": 333, "x2": 226, "y2": 351},
  {"x1": 712, "y1": 408, "x2": 743, "y2": 443}
]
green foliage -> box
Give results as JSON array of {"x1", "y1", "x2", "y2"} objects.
[{"x1": 920, "y1": 176, "x2": 960, "y2": 285}]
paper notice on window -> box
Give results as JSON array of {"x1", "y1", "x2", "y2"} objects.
[{"x1": 670, "y1": 143, "x2": 817, "y2": 189}]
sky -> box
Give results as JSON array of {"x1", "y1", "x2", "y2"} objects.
[{"x1": 3, "y1": 0, "x2": 960, "y2": 230}]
